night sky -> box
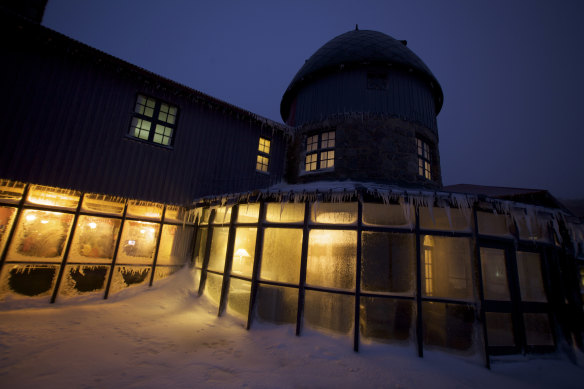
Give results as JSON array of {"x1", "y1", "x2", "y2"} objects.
[{"x1": 42, "y1": 0, "x2": 584, "y2": 199}]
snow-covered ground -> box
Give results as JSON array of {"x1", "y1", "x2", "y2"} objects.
[{"x1": 0, "y1": 268, "x2": 582, "y2": 388}]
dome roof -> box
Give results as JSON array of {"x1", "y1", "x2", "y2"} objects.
[{"x1": 280, "y1": 29, "x2": 443, "y2": 122}]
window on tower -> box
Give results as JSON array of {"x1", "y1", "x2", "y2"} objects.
[
  {"x1": 256, "y1": 137, "x2": 271, "y2": 173},
  {"x1": 417, "y1": 138, "x2": 432, "y2": 180},
  {"x1": 128, "y1": 94, "x2": 178, "y2": 147},
  {"x1": 305, "y1": 130, "x2": 335, "y2": 172}
]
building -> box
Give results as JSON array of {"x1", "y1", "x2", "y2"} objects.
[{"x1": 0, "y1": 2, "x2": 583, "y2": 366}]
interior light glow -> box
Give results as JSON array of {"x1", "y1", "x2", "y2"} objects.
[
  {"x1": 40, "y1": 220, "x2": 49, "y2": 224},
  {"x1": 88, "y1": 222, "x2": 97, "y2": 229},
  {"x1": 234, "y1": 248, "x2": 251, "y2": 258},
  {"x1": 128, "y1": 240, "x2": 136, "y2": 246},
  {"x1": 26, "y1": 214, "x2": 37, "y2": 222}
]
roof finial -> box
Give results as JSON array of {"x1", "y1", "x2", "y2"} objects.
[{"x1": 355, "y1": 24, "x2": 359, "y2": 31}]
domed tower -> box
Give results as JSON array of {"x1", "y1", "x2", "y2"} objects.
[{"x1": 281, "y1": 28, "x2": 444, "y2": 189}]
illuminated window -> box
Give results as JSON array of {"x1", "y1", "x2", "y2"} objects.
[
  {"x1": 256, "y1": 137, "x2": 271, "y2": 172},
  {"x1": 417, "y1": 138, "x2": 432, "y2": 180},
  {"x1": 128, "y1": 94, "x2": 178, "y2": 147},
  {"x1": 423, "y1": 235, "x2": 433, "y2": 296},
  {"x1": 305, "y1": 130, "x2": 335, "y2": 172}
]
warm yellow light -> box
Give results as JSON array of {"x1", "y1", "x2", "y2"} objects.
[
  {"x1": 234, "y1": 248, "x2": 251, "y2": 258},
  {"x1": 128, "y1": 240, "x2": 136, "y2": 246},
  {"x1": 41, "y1": 220, "x2": 49, "y2": 224},
  {"x1": 26, "y1": 214, "x2": 37, "y2": 222},
  {"x1": 140, "y1": 229, "x2": 145, "y2": 234},
  {"x1": 88, "y1": 222, "x2": 97, "y2": 229}
]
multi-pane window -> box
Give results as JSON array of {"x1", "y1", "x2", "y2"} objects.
[
  {"x1": 305, "y1": 131, "x2": 335, "y2": 172},
  {"x1": 256, "y1": 137, "x2": 270, "y2": 173},
  {"x1": 417, "y1": 138, "x2": 432, "y2": 180},
  {"x1": 129, "y1": 95, "x2": 178, "y2": 147}
]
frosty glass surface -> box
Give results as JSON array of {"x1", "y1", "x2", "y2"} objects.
[
  {"x1": 306, "y1": 230, "x2": 356, "y2": 290},
  {"x1": 212, "y1": 206, "x2": 232, "y2": 225},
  {"x1": 116, "y1": 221, "x2": 159, "y2": 264},
  {"x1": 477, "y1": 211, "x2": 512, "y2": 237},
  {"x1": 237, "y1": 203, "x2": 260, "y2": 223},
  {"x1": 419, "y1": 206, "x2": 470, "y2": 232},
  {"x1": 156, "y1": 225, "x2": 194, "y2": 266},
  {"x1": 265, "y1": 203, "x2": 305, "y2": 223},
  {"x1": 227, "y1": 278, "x2": 251, "y2": 318},
  {"x1": 516, "y1": 252, "x2": 547, "y2": 302},
  {"x1": 81, "y1": 193, "x2": 125, "y2": 216},
  {"x1": 59, "y1": 265, "x2": 109, "y2": 296},
  {"x1": 485, "y1": 312, "x2": 515, "y2": 347},
  {"x1": 523, "y1": 313, "x2": 554, "y2": 346},
  {"x1": 0, "y1": 206, "x2": 17, "y2": 255},
  {"x1": 7, "y1": 210, "x2": 74, "y2": 262},
  {"x1": 109, "y1": 265, "x2": 151, "y2": 295},
  {"x1": 204, "y1": 272, "x2": 223, "y2": 306},
  {"x1": 164, "y1": 205, "x2": 191, "y2": 224},
  {"x1": 362, "y1": 203, "x2": 413, "y2": 228},
  {"x1": 516, "y1": 214, "x2": 550, "y2": 242},
  {"x1": 126, "y1": 200, "x2": 163, "y2": 220},
  {"x1": 260, "y1": 228, "x2": 302, "y2": 284},
  {"x1": 304, "y1": 290, "x2": 354, "y2": 335},
  {"x1": 200, "y1": 208, "x2": 211, "y2": 225},
  {"x1": 207, "y1": 227, "x2": 229, "y2": 272},
  {"x1": 421, "y1": 236, "x2": 474, "y2": 301},
  {"x1": 26, "y1": 185, "x2": 80, "y2": 210},
  {"x1": 422, "y1": 302, "x2": 476, "y2": 353},
  {"x1": 0, "y1": 179, "x2": 25, "y2": 203},
  {"x1": 193, "y1": 228, "x2": 208, "y2": 268},
  {"x1": 310, "y1": 202, "x2": 357, "y2": 224},
  {"x1": 255, "y1": 284, "x2": 298, "y2": 324},
  {"x1": 231, "y1": 228, "x2": 256, "y2": 277},
  {"x1": 480, "y1": 248, "x2": 511, "y2": 301},
  {"x1": 193, "y1": 268, "x2": 201, "y2": 291},
  {"x1": 69, "y1": 216, "x2": 121, "y2": 263},
  {"x1": 361, "y1": 232, "x2": 414, "y2": 294},
  {"x1": 153, "y1": 265, "x2": 182, "y2": 282},
  {"x1": 0, "y1": 263, "x2": 59, "y2": 298},
  {"x1": 360, "y1": 297, "x2": 414, "y2": 343}
]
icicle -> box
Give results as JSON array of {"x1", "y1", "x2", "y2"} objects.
[
  {"x1": 399, "y1": 196, "x2": 414, "y2": 230},
  {"x1": 444, "y1": 204, "x2": 453, "y2": 231}
]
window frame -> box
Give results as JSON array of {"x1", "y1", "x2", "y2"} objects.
[
  {"x1": 127, "y1": 94, "x2": 179, "y2": 148},
  {"x1": 256, "y1": 137, "x2": 271, "y2": 173},
  {"x1": 304, "y1": 130, "x2": 335, "y2": 173},
  {"x1": 416, "y1": 137, "x2": 432, "y2": 180}
]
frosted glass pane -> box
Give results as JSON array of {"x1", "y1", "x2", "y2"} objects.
[
  {"x1": 266, "y1": 203, "x2": 304, "y2": 223},
  {"x1": 231, "y1": 228, "x2": 256, "y2": 277},
  {"x1": 212, "y1": 207, "x2": 232, "y2": 225},
  {"x1": 207, "y1": 227, "x2": 229, "y2": 272},
  {"x1": 360, "y1": 297, "x2": 414, "y2": 343},
  {"x1": 485, "y1": 312, "x2": 515, "y2": 347},
  {"x1": 0, "y1": 179, "x2": 25, "y2": 203},
  {"x1": 311, "y1": 202, "x2": 357, "y2": 224},
  {"x1": 7, "y1": 210, "x2": 74, "y2": 262},
  {"x1": 126, "y1": 200, "x2": 163, "y2": 220},
  {"x1": 305, "y1": 290, "x2": 354, "y2": 335},
  {"x1": 516, "y1": 214, "x2": 550, "y2": 242},
  {"x1": 0, "y1": 206, "x2": 17, "y2": 255},
  {"x1": 255, "y1": 284, "x2": 298, "y2": 324},
  {"x1": 523, "y1": 313, "x2": 554, "y2": 346},
  {"x1": 153, "y1": 265, "x2": 182, "y2": 282},
  {"x1": 477, "y1": 212, "x2": 512, "y2": 237},
  {"x1": 0, "y1": 263, "x2": 59, "y2": 298},
  {"x1": 516, "y1": 252, "x2": 547, "y2": 302},
  {"x1": 200, "y1": 209, "x2": 211, "y2": 225},
  {"x1": 423, "y1": 302, "x2": 475, "y2": 352},
  {"x1": 227, "y1": 278, "x2": 251, "y2": 318},
  {"x1": 117, "y1": 221, "x2": 159, "y2": 265},
  {"x1": 193, "y1": 228, "x2": 207, "y2": 268},
  {"x1": 307, "y1": 230, "x2": 356, "y2": 290},
  {"x1": 260, "y1": 228, "x2": 302, "y2": 284},
  {"x1": 59, "y1": 265, "x2": 109, "y2": 296},
  {"x1": 164, "y1": 205, "x2": 190, "y2": 223},
  {"x1": 420, "y1": 207, "x2": 470, "y2": 232},
  {"x1": 361, "y1": 232, "x2": 414, "y2": 294},
  {"x1": 26, "y1": 185, "x2": 80, "y2": 210},
  {"x1": 204, "y1": 273, "x2": 223, "y2": 306},
  {"x1": 362, "y1": 203, "x2": 413, "y2": 227},
  {"x1": 237, "y1": 203, "x2": 260, "y2": 223},
  {"x1": 480, "y1": 248, "x2": 511, "y2": 301},
  {"x1": 108, "y1": 266, "x2": 151, "y2": 295},
  {"x1": 156, "y1": 225, "x2": 193, "y2": 266},
  {"x1": 81, "y1": 193, "x2": 125, "y2": 216},
  {"x1": 193, "y1": 268, "x2": 201, "y2": 291},
  {"x1": 421, "y1": 236, "x2": 474, "y2": 301},
  {"x1": 69, "y1": 216, "x2": 121, "y2": 263}
]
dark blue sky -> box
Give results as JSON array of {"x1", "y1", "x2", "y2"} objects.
[{"x1": 43, "y1": 0, "x2": 584, "y2": 199}]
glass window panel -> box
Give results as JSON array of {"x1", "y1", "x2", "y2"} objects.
[
  {"x1": 126, "y1": 200, "x2": 163, "y2": 220},
  {"x1": 260, "y1": 228, "x2": 302, "y2": 284},
  {"x1": 237, "y1": 203, "x2": 260, "y2": 223},
  {"x1": 419, "y1": 207, "x2": 470, "y2": 232},
  {"x1": 360, "y1": 297, "x2": 414, "y2": 344},
  {"x1": 516, "y1": 252, "x2": 547, "y2": 302},
  {"x1": 304, "y1": 290, "x2": 354, "y2": 335},
  {"x1": 423, "y1": 302, "x2": 476, "y2": 352},
  {"x1": 204, "y1": 272, "x2": 223, "y2": 306},
  {"x1": 156, "y1": 225, "x2": 194, "y2": 266},
  {"x1": 0, "y1": 206, "x2": 17, "y2": 255},
  {"x1": 421, "y1": 236, "x2": 474, "y2": 301},
  {"x1": 362, "y1": 203, "x2": 414, "y2": 228},
  {"x1": 26, "y1": 185, "x2": 80, "y2": 209},
  {"x1": 477, "y1": 211, "x2": 512, "y2": 237},
  {"x1": 255, "y1": 284, "x2": 298, "y2": 324},
  {"x1": 7, "y1": 210, "x2": 74, "y2": 262},
  {"x1": 169, "y1": 106, "x2": 177, "y2": 116},
  {"x1": 108, "y1": 265, "x2": 151, "y2": 295},
  {"x1": 265, "y1": 203, "x2": 304, "y2": 223},
  {"x1": 523, "y1": 313, "x2": 554, "y2": 346},
  {"x1": 480, "y1": 247, "x2": 511, "y2": 301},
  {"x1": 207, "y1": 227, "x2": 229, "y2": 272},
  {"x1": 81, "y1": 194, "x2": 125, "y2": 216},
  {"x1": 0, "y1": 263, "x2": 59, "y2": 298},
  {"x1": 485, "y1": 312, "x2": 515, "y2": 347},
  {"x1": 153, "y1": 134, "x2": 163, "y2": 144},
  {"x1": 361, "y1": 232, "x2": 415, "y2": 294},
  {"x1": 153, "y1": 266, "x2": 182, "y2": 282},
  {"x1": 69, "y1": 216, "x2": 121, "y2": 263},
  {"x1": 0, "y1": 179, "x2": 25, "y2": 203},
  {"x1": 164, "y1": 205, "x2": 187, "y2": 223},
  {"x1": 59, "y1": 265, "x2": 110, "y2": 296},
  {"x1": 231, "y1": 228, "x2": 256, "y2": 277},
  {"x1": 516, "y1": 214, "x2": 550, "y2": 242},
  {"x1": 212, "y1": 207, "x2": 232, "y2": 225},
  {"x1": 311, "y1": 202, "x2": 357, "y2": 224},
  {"x1": 200, "y1": 208, "x2": 211, "y2": 225},
  {"x1": 116, "y1": 221, "x2": 159, "y2": 265},
  {"x1": 193, "y1": 228, "x2": 208, "y2": 268},
  {"x1": 227, "y1": 278, "x2": 251, "y2": 319},
  {"x1": 307, "y1": 230, "x2": 356, "y2": 290},
  {"x1": 193, "y1": 268, "x2": 202, "y2": 291}
]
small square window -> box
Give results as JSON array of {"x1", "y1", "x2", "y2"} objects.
[
  {"x1": 256, "y1": 137, "x2": 271, "y2": 173},
  {"x1": 416, "y1": 138, "x2": 432, "y2": 180},
  {"x1": 304, "y1": 130, "x2": 335, "y2": 173},
  {"x1": 128, "y1": 94, "x2": 178, "y2": 147}
]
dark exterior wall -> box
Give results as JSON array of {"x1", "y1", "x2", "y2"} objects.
[
  {"x1": 0, "y1": 14, "x2": 287, "y2": 204},
  {"x1": 290, "y1": 66, "x2": 438, "y2": 132}
]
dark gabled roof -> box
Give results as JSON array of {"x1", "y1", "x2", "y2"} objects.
[{"x1": 280, "y1": 29, "x2": 443, "y2": 122}]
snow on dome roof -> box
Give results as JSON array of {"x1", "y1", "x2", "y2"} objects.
[{"x1": 280, "y1": 29, "x2": 444, "y2": 122}]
